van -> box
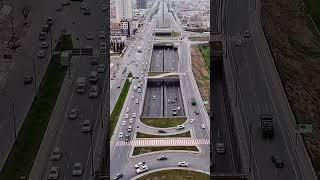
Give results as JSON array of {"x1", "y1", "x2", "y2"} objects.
[
  {"x1": 89, "y1": 71, "x2": 98, "y2": 83},
  {"x1": 76, "y1": 77, "x2": 87, "y2": 93}
]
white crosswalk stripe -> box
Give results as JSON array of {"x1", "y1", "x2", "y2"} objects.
[{"x1": 115, "y1": 138, "x2": 210, "y2": 147}]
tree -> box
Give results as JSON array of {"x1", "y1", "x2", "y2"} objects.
[{"x1": 21, "y1": 6, "x2": 30, "y2": 25}]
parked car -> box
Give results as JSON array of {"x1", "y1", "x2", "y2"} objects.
[{"x1": 113, "y1": 173, "x2": 123, "y2": 180}]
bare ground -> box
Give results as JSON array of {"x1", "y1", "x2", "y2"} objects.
[
  {"x1": 261, "y1": 0, "x2": 320, "y2": 169},
  {"x1": 191, "y1": 46, "x2": 210, "y2": 111}
]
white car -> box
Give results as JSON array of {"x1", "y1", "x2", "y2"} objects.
[
  {"x1": 126, "y1": 107, "x2": 130, "y2": 113},
  {"x1": 119, "y1": 132, "x2": 123, "y2": 138},
  {"x1": 129, "y1": 118, "x2": 133, "y2": 124},
  {"x1": 190, "y1": 119, "x2": 195, "y2": 123},
  {"x1": 131, "y1": 96, "x2": 135, "y2": 100},
  {"x1": 100, "y1": 42, "x2": 107, "y2": 52},
  {"x1": 124, "y1": 113, "x2": 129, "y2": 119},
  {"x1": 72, "y1": 163, "x2": 83, "y2": 176},
  {"x1": 177, "y1": 106, "x2": 181, "y2": 111},
  {"x1": 127, "y1": 126, "x2": 132, "y2": 132},
  {"x1": 136, "y1": 165, "x2": 148, "y2": 174},
  {"x1": 122, "y1": 121, "x2": 126, "y2": 126},
  {"x1": 51, "y1": 147, "x2": 62, "y2": 160},
  {"x1": 153, "y1": 96, "x2": 156, "y2": 100},
  {"x1": 135, "y1": 99, "x2": 139, "y2": 104},
  {"x1": 137, "y1": 88, "x2": 141, "y2": 93},
  {"x1": 48, "y1": 166, "x2": 60, "y2": 179},
  {"x1": 132, "y1": 113, "x2": 136, "y2": 118},
  {"x1": 176, "y1": 125, "x2": 185, "y2": 130},
  {"x1": 201, "y1": 124, "x2": 206, "y2": 129},
  {"x1": 178, "y1": 161, "x2": 188, "y2": 167},
  {"x1": 135, "y1": 162, "x2": 146, "y2": 169}
]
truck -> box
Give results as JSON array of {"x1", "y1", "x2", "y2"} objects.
[
  {"x1": 191, "y1": 97, "x2": 196, "y2": 106},
  {"x1": 260, "y1": 114, "x2": 274, "y2": 138}
]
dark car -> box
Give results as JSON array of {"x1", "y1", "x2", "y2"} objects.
[
  {"x1": 195, "y1": 110, "x2": 200, "y2": 115},
  {"x1": 157, "y1": 155, "x2": 167, "y2": 160},
  {"x1": 271, "y1": 155, "x2": 284, "y2": 168},
  {"x1": 158, "y1": 130, "x2": 166, "y2": 133},
  {"x1": 24, "y1": 75, "x2": 33, "y2": 84},
  {"x1": 90, "y1": 57, "x2": 98, "y2": 65},
  {"x1": 124, "y1": 135, "x2": 130, "y2": 142},
  {"x1": 113, "y1": 173, "x2": 123, "y2": 180}
]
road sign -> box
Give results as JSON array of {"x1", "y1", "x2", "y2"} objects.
[{"x1": 295, "y1": 123, "x2": 313, "y2": 133}]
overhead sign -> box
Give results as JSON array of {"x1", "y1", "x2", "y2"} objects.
[{"x1": 295, "y1": 123, "x2": 313, "y2": 133}]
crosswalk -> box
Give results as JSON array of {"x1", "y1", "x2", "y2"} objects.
[{"x1": 115, "y1": 138, "x2": 210, "y2": 147}]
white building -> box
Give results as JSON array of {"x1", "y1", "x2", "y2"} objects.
[{"x1": 116, "y1": 0, "x2": 133, "y2": 20}]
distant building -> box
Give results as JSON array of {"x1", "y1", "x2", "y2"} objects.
[
  {"x1": 137, "y1": 0, "x2": 146, "y2": 9},
  {"x1": 116, "y1": 0, "x2": 133, "y2": 20},
  {"x1": 120, "y1": 20, "x2": 133, "y2": 37},
  {"x1": 110, "y1": 35, "x2": 127, "y2": 54}
]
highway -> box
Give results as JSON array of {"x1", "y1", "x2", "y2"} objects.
[{"x1": 222, "y1": 0, "x2": 317, "y2": 179}]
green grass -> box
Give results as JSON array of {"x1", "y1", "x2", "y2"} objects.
[
  {"x1": 0, "y1": 56, "x2": 67, "y2": 179},
  {"x1": 0, "y1": 35, "x2": 72, "y2": 179},
  {"x1": 137, "y1": 169, "x2": 209, "y2": 180},
  {"x1": 305, "y1": 0, "x2": 320, "y2": 28},
  {"x1": 140, "y1": 117, "x2": 187, "y2": 128},
  {"x1": 136, "y1": 131, "x2": 191, "y2": 138},
  {"x1": 133, "y1": 146, "x2": 199, "y2": 156},
  {"x1": 199, "y1": 45, "x2": 210, "y2": 69},
  {"x1": 171, "y1": 31, "x2": 180, "y2": 37},
  {"x1": 110, "y1": 79, "x2": 131, "y2": 138}
]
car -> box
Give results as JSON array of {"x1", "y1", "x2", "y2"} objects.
[
  {"x1": 80, "y1": 3, "x2": 87, "y2": 10},
  {"x1": 136, "y1": 165, "x2": 148, "y2": 174},
  {"x1": 195, "y1": 110, "x2": 200, "y2": 115},
  {"x1": 68, "y1": 108, "x2": 78, "y2": 120},
  {"x1": 168, "y1": 99, "x2": 171, "y2": 104},
  {"x1": 153, "y1": 96, "x2": 156, "y2": 100},
  {"x1": 99, "y1": 31, "x2": 106, "y2": 39},
  {"x1": 126, "y1": 107, "x2": 130, "y2": 113},
  {"x1": 46, "y1": 17, "x2": 54, "y2": 25},
  {"x1": 81, "y1": 120, "x2": 91, "y2": 132},
  {"x1": 60, "y1": 0, "x2": 70, "y2": 6},
  {"x1": 37, "y1": 50, "x2": 46, "y2": 58},
  {"x1": 127, "y1": 126, "x2": 132, "y2": 132},
  {"x1": 129, "y1": 119, "x2": 133, "y2": 124},
  {"x1": 157, "y1": 155, "x2": 167, "y2": 160},
  {"x1": 51, "y1": 147, "x2": 62, "y2": 160},
  {"x1": 41, "y1": 41, "x2": 49, "y2": 49},
  {"x1": 48, "y1": 166, "x2": 60, "y2": 179},
  {"x1": 178, "y1": 161, "x2": 188, "y2": 167},
  {"x1": 172, "y1": 109, "x2": 177, "y2": 116},
  {"x1": 201, "y1": 124, "x2": 206, "y2": 129},
  {"x1": 132, "y1": 113, "x2": 136, "y2": 118},
  {"x1": 135, "y1": 99, "x2": 139, "y2": 104},
  {"x1": 121, "y1": 76, "x2": 125, "y2": 80},
  {"x1": 134, "y1": 162, "x2": 146, "y2": 169},
  {"x1": 39, "y1": 32, "x2": 47, "y2": 40},
  {"x1": 243, "y1": 30, "x2": 251, "y2": 38},
  {"x1": 131, "y1": 96, "x2": 135, "y2": 100},
  {"x1": 113, "y1": 173, "x2": 123, "y2": 180},
  {"x1": 235, "y1": 39, "x2": 244, "y2": 46},
  {"x1": 137, "y1": 88, "x2": 141, "y2": 93},
  {"x1": 190, "y1": 119, "x2": 195, "y2": 123},
  {"x1": 124, "y1": 135, "x2": 130, "y2": 142},
  {"x1": 85, "y1": 32, "x2": 94, "y2": 40},
  {"x1": 122, "y1": 121, "x2": 126, "y2": 126},
  {"x1": 97, "y1": 64, "x2": 105, "y2": 73},
  {"x1": 24, "y1": 75, "x2": 33, "y2": 84},
  {"x1": 124, "y1": 113, "x2": 129, "y2": 119},
  {"x1": 56, "y1": 4, "x2": 63, "y2": 11},
  {"x1": 176, "y1": 125, "x2": 185, "y2": 130},
  {"x1": 177, "y1": 106, "x2": 181, "y2": 111},
  {"x1": 100, "y1": 42, "x2": 107, "y2": 52},
  {"x1": 158, "y1": 129, "x2": 167, "y2": 133},
  {"x1": 101, "y1": 4, "x2": 107, "y2": 12},
  {"x1": 83, "y1": 7, "x2": 90, "y2": 15},
  {"x1": 72, "y1": 162, "x2": 83, "y2": 176},
  {"x1": 216, "y1": 143, "x2": 226, "y2": 154},
  {"x1": 42, "y1": 24, "x2": 49, "y2": 32},
  {"x1": 89, "y1": 85, "x2": 98, "y2": 98},
  {"x1": 271, "y1": 155, "x2": 284, "y2": 168},
  {"x1": 117, "y1": 85, "x2": 121, "y2": 88},
  {"x1": 119, "y1": 132, "x2": 123, "y2": 138}
]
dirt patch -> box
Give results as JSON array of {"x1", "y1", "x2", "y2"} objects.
[
  {"x1": 191, "y1": 46, "x2": 210, "y2": 111},
  {"x1": 261, "y1": 0, "x2": 320, "y2": 170}
]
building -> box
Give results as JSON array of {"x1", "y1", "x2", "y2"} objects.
[
  {"x1": 137, "y1": 0, "x2": 146, "y2": 9},
  {"x1": 120, "y1": 20, "x2": 133, "y2": 37},
  {"x1": 116, "y1": 0, "x2": 133, "y2": 20},
  {"x1": 110, "y1": 35, "x2": 127, "y2": 55}
]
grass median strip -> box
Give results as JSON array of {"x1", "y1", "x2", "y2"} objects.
[
  {"x1": 0, "y1": 35, "x2": 71, "y2": 179},
  {"x1": 199, "y1": 45, "x2": 210, "y2": 69},
  {"x1": 110, "y1": 79, "x2": 131, "y2": 139},
  {"x1": 137, "y1": 169, "x2": 209, "y2": 180},
  {"x1": 136, "y1": 131, "x2": 191, "y2": 138},
  {"x1": 140, "y1": 117, "x2": 187, "y2": 128},
  {"x1": 133, "y1": 146, "x2": 199, "y2": 156}
]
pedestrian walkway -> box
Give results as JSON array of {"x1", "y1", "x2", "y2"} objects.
[{"x1": 115, "y1": 138, "x2": 210, "y2": 147}]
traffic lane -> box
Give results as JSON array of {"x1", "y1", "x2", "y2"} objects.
[
  {"x1": 226, "y1": 0, "x2": 250, "y2": 35},
  {"x1": 229, "y1": 42, "x2": 299, "y2": 179},
  {"x1": 142, "y1": 85, "x2": 162, "y2": 117},
  {"x1": 150, "y1": 49, "x2": 163, "y2": 72}
]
